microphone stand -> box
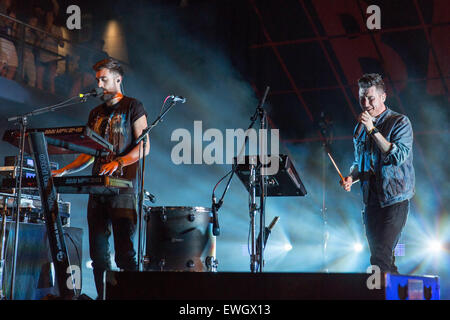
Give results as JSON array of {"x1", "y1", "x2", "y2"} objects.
[
  {"x1": 318, "y1": 112, "x2": 333, "y2": 272},
  {"x1": 211, "y1": 86, "x2": 270, "y2": 273},
  {"x1": 134, "y1": 98, "x2": 178, "y2": 272},
  {"x1": 6, "y1": 95, "x2": 96, "y2": 300},
  {"x1": 257, "y1": 99, "x2": 268, "y2": 273}
]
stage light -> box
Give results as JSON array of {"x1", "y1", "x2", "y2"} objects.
[
  {"x1": 283, "y1": 243, "x2": 293, "y2": 252},
  {"x1": 353, "y1": 242, "x2": 363, "y2": 253},
  {"x1": 86, "y1": 260, "x2": 93, "y2": 269},
  {"x1": 427, "y1": 240, "x2": 443, "y2": 254}
]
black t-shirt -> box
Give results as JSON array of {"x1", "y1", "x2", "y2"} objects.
[{"x1": 87, "y1": 96, "x2": 147, "y2": 193}]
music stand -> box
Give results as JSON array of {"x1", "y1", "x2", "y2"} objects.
[{"x1": 234, "y1": 154, "x2": 307, "y2": 272}]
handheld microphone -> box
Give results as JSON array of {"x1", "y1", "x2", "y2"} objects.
[
  {"x1": 79, "y1": 87, "x2": 105, "y2": 98},
  {"x1": 353, "y1": 123, "x2": 364, "y2": 139},
  {"x1": 170, "y1": 95, "x2": 186, "y2": 103},
  {"x1": 353, "y1": 113, "x2": 376, "y2": 139}
]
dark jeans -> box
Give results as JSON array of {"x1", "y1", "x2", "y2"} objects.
[
  {"x1": 87, "y1": 194, "x2": 138, "y2": 298},
  {"x1": 363, "y1": 196, "x2": 409, "y2": 274}
]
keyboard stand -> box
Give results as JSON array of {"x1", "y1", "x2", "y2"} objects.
[{"x1": 27, "y1": 132, "x2": 77, "y2": 299}]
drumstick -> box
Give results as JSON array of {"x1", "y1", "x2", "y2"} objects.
[
  {"x1": 326, "y1": 152, "x2": 359, "y2": 185},
  {"x1": 327, "y1": 152, "x2": 344, "y2": 181}
]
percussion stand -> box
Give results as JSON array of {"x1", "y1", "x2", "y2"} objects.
[{"x1": 134, "y1": 97, "x2": 179, "y2": 272}]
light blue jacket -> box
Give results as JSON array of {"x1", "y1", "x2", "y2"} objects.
[{"x1": 350, "y1": 108, "x2": 415, "y2": 207}]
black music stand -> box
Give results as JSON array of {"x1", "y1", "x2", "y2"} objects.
[
  {"x1": 234, "y1": 154, "x2": 307, "y2": 197},
  {"x1": 234, "y1": 154, "x2": 307, "y2": 272}
]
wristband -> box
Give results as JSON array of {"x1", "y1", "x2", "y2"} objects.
[{"x1": 368, "y1": 127, "x2": 379, "y2": 135}]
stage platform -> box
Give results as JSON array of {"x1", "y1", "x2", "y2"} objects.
[{"x1": 105, "y1": 271, "x2": 440, "y2": 300}]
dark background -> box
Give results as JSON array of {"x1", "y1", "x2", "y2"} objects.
[{"x1": 0, "y1": 0, "x2": 448, "y2": 299}]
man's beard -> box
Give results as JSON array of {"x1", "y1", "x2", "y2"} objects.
[{"x1": 101, "y1": 93, "x2": 114, "y2": 102}]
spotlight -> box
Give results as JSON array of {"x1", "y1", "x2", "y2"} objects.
[
  {"x1": 85, "y1": 260, "x2": 93, "y2": 269},
  {"x1": 283, "y1": 243, "x2": 293, "y2": 251},
  {"x1": 427, "y1": 240, "x2": 443, "y2": 253},
  {"x1": 353, "y1": 242, "x2": 363, "y2": 253}
]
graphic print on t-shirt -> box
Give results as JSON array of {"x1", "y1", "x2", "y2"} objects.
[
  {"x1": 87, "y1": 97, "x2": 147, "y2": 192},
  {"x1": 91, "y1": 111, "x2": 130, "y2": 164}
]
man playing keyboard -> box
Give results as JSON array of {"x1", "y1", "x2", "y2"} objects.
[{"x1": 53, "y1": 58, "x2": 149, "y2": 299}]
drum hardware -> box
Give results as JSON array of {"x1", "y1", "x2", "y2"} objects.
[
  {"x1": 158, "y1": 259, "x2": 165, "y2": 271},
  {"x1": 186, "y1": 260, "x2": 195, "y2": 268},
  {"x1": 205, "y1": 256, "x2": 218, "y2": 272},
  {"x1": 188, "y1": 214, "x2": 195, "y2": 222},
  {"x1": 143, "y1": 189, "x2": 156, "y2": 203}
]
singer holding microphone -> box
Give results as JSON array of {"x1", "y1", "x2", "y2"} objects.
[
  {"x1": 340, "y1": 73, "x2": 415, "y2": 274},
  {"x1": 52, "y1": 58, "x2": 149, "y2": 298}
]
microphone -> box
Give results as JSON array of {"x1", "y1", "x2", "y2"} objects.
[
  {"x1": 353, "y1": 115, "x2": 376, "y2": 139},
  {"x1": 256, "y1": 216, "x2": 280, "y2": 255},
  {"x1": 353, "y1": 123, "x2": 364, "y2": 139},
  {"x1": 211, "y1": 196, "x2": 220, "y2": 236},
  {"x1": 170, "y1": 95, "x2": 186, "y2": 103},
  {"x1": 79, "y1": 87, "x2": 104, "y2": 98}
]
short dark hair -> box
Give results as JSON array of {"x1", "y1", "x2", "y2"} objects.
[
  {"x1": 358, "y1": 73, "x2": 385, "y2": 93},
  {"x1": 92, "y1": 58, "x2": 124, "y2": 77}
]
